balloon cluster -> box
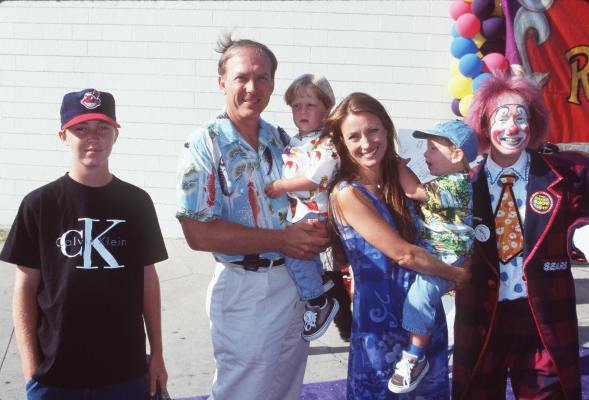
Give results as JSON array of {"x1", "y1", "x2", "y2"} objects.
[{"x1": 448, "y1": 0, "x2": 508, "y2": 117}]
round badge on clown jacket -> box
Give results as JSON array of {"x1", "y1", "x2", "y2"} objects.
[
  {"x1": 475, "y1": 224, "x2": 491, "y2": 242},
  {"x1": 529, "y1": 191, "x2": 553, "y2": 214}
]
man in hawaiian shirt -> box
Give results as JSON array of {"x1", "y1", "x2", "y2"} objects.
[{"x1": 176, "y1": 34, "x2": 329, "y2": 400}]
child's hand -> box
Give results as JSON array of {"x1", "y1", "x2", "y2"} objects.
[
  {"x1": 397, "y1": 158, "x2": 426, "y2": 202},
  {"x1": 398, "y1": 156, "x2": 411, "y2": 167},
  {"x1": 397, "y1": 157, "x2": 411, "y2": 175},
  {"x1": 265, "y1": 180, "x2": 285, "y2": 198}
]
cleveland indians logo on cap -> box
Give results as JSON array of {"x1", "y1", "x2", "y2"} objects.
[{"x1": 80, "y1": 90, "x2": 102, "y2": 110}]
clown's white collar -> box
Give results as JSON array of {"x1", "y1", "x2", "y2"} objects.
[{"x1": 485, "y1": 151, "x2": 530, "y2": 185}]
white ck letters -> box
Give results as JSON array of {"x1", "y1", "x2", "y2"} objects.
[
  {"x1": 56, "y1": 218, "x2": 126, "y2": 269},
  {"x1": 79, "y1": 218, "x2": 125, "y2": 269},
  {"x1": 58, "y1": 229, "x2": 83, "y2": 257}
]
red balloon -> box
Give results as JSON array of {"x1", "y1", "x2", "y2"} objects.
[
  {"x1": 456, "y1": 13, "x2": 481, "y2": 38},
  {"x1": 482, "y1": 52, "x2": 509, "y2": 73},
  {"x1": 450, "y1": 0, "x2": 471, "y2": 20}
]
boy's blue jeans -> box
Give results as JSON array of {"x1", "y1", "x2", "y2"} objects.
[
  {"x1": 402, "y1": 255, "x2": 465, "y2": 336},
  {"x1": 25, "y1": 375, "x2": 147, "y2": 400},
  {"x1": 284, "y1": 213, "x2": 327, "y2": 301}
]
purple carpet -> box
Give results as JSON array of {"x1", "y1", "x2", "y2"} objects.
[{"x1": 180, "y1": 348, "x2": 589, "y2": 399}]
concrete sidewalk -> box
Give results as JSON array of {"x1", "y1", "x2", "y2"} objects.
[
  {"x1": 1, "y1": 238, "x2": 589, "y2": 399},
  {"x1": 0, "y1": 238, "x2": 349, "y2": 399}
]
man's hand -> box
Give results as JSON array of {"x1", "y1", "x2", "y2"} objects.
[
  {"x1": 265, "y1": 180, "x2": 286, "y2": 199},
  {"x1": 148, "y1": 353, "x2": 168, "y2": 398},
  {"x1": 280, "y1": 219, "x2": 329, "y2": 259}
]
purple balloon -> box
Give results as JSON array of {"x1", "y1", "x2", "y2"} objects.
[
  {"x1": 480, "y1": 39, "x2": 505, "y2": 55},
  {"x1": 472, "y1": 0, "x2": 495, "y2": 20},
  {"x1": 451, "y1": 98, "x2": 462, "y2": 117},
  {"x1": 481, "y1": 16, "x2": 506, "y2": 41},
  {"x1": 451, "y1": 37, "x2": 478, "y2": 58}
]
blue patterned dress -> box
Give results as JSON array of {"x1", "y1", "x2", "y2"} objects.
[{"x1": 334, "y1": 182, "x2": 450, "y2": 400}]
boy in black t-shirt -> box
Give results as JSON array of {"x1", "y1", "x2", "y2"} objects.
[{"x1": 0, "y1": 89, "x2": 168, "y2": 399}]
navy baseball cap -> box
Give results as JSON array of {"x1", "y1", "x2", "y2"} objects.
[
  {"x1": 60, "y1": 88, "x2": 120, "y2": 130},
  {"x1": 412, "y1": 120, "x2": 479, "y2": 163}
]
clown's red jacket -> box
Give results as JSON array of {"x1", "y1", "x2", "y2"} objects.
[{"x1": 453, "y1": 150, "x2": 589, "y2": 400}]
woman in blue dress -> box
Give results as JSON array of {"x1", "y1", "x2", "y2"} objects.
[{"x1": 325, "y1": 93, "x2": 469, "y2": 399}]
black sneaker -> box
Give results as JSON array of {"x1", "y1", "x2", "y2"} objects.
[
  {"x1": 302, "y1": 297, "x2": 339, "y2": 341},
  {"x1": 322, "y1": 277, "x2": 335, "y2": 292},
  {"x1": 387, "y1": 351, "x2": 429, "y2": 394}
]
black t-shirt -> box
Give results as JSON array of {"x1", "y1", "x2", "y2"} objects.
[{"x1": 0, "y1": 174, "x2": 168, "y2": 388}]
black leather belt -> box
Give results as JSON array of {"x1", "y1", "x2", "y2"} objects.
[{"x1": 231, "y1": 254, "x2": 285, "y2": 271}]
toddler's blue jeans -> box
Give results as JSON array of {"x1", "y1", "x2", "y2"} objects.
[
  {"x1": 402, "y1": 255, "x2": 465, "y2": 336},
  {"x1": 284, "y1": 213, "x2": 327, "y2": 301}
]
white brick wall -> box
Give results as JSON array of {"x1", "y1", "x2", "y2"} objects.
[{"x1": 0, "y1": 0, "x2": 455, "y2": 237}]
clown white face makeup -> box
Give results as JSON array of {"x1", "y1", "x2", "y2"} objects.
[{"x1": 488, "y1": 93, "x2": 530, "y2": 167}]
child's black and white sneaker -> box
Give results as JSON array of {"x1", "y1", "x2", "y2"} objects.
[
  {"x1": 302, "y1": 297, "x2": 339, "y2": 341},
  {"x1": 321, "y1": 276, "x2": 335, "y2": 292},
  {"x1": 387, "y1": 351, "x2": 429, "y2": 394}
]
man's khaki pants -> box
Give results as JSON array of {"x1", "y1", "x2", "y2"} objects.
[{"x1": 206, "y1": 262, "x2": 309, "y2": 400}]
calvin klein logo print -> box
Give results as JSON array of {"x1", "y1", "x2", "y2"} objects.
[{"x1": 55, "y1": 218, "x2": 126, "y2": 269}]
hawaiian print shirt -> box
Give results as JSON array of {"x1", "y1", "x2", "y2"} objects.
[
  {"x1": 281, "y1": 129, "x2": 339, "y2": 222},
  {"x1": 176, "y1": 113, "x2": 290, "y2": 263},
  {"x1": 418, "y1": 172, "x2": 474, "y2": 264}
]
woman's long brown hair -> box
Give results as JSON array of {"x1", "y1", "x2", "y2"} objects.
[{"x1": 324, "y1": 92, "x2": 417, "y2": 266}]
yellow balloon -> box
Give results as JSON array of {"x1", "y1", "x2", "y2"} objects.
[
  {"x1": 448, "y1": 74, "x2": 473, "y2": 99},
  {"x1": 450, "y1": 58, "x2": 460, "y2": 76},
  {"x1": 473, "y1": 33, "x2": 486, "y2": 48},
  {"x1": 459, "y1": 94, "x2": 474, "y2": 116},
  {"x1": 492, "y1": 0, "x2": 503, "y2": 16}
]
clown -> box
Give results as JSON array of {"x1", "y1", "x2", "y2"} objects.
[{"x1": 453, "y1": 73, "x2": 589, "y2": 399}]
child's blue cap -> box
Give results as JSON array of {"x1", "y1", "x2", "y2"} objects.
[
  {"x1": 412, "y1": 120, "x2": 479, "y2": 163},
  {"x1": 60, "y1": 88, "x2": 120, "y2": 130}
]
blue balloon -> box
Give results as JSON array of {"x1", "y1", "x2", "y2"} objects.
[
  {"x1": 459, "y1": 53, "x2": 483, "y2": 78},
  {"x1": 472, "y1": 72, "x2": 492, "y2": 90},
  {"x1": 451, "y1": 24, "x2": 459, "y2": 38},
  {"x1": 451, "y1": 36, "x2": 478, "y2": 58}
]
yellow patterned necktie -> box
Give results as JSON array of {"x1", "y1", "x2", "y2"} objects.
[{"x1": 495, "y1": 174, "x2": 524, "y2": 263}]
